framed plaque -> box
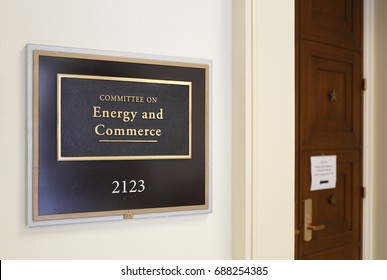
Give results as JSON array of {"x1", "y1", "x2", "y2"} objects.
[{"x1": 27, "y1": 44, "x2": 211, "y2": 226}]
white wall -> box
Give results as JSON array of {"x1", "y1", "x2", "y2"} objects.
[
  {"x1": 373, "y1": 0, "x2": 387, "y2": 260},
  {"x1": 0, "y1": 0, "x2": 232, "y2": 259}
]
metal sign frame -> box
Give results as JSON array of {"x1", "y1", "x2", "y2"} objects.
[{"x1": 27, "y1": 44, "x2": 212, "y2": 226}]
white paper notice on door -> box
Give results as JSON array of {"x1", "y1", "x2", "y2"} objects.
[{"x1": 310, "y1": 155, "x2": 337, "y2": 191}]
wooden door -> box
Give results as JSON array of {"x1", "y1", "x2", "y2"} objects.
[{"x1": 296, "y1": 0, "x2": 364, "y2": 259}]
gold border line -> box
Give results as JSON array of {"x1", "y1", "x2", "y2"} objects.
[{"x1": 57, "y1": 73, "x2": 192, "y2": 161}]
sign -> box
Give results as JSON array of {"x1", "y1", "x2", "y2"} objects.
[
  {"x1": 310, "y1": 155, "x2": 337, "y2": 191},
  {"x1": 27, "y1": 44, "x2": 211, "y2": 225}
]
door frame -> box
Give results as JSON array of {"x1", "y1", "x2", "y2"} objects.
[
  {"x1": 232, "y1": 0, "x2": 373, "y2": 259},
  {"x1": 362, "y1": 0, "x2": 374, "y2": 260}
]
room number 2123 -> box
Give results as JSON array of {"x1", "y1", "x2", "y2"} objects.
[{"x1": 111, "y1": 180, "x2": 145, "y2": 194}]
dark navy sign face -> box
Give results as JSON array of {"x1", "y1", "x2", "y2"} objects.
[{"x1": 58, "y1": 74, "x2": 191, "y2": 160}]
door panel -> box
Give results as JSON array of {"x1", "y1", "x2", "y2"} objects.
[
  {"x1": 300, "y1": 41, "x2": 362, "y2": 149},
  {"x1": 303, "y1": 243, "x2": 361, "y2": 260},
  {"x1": 300, "y1": 0, "x2": 362, "y2": 50},
  {"x1": 299, "y1": 150, "x2": 361, "y2": 259}
]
